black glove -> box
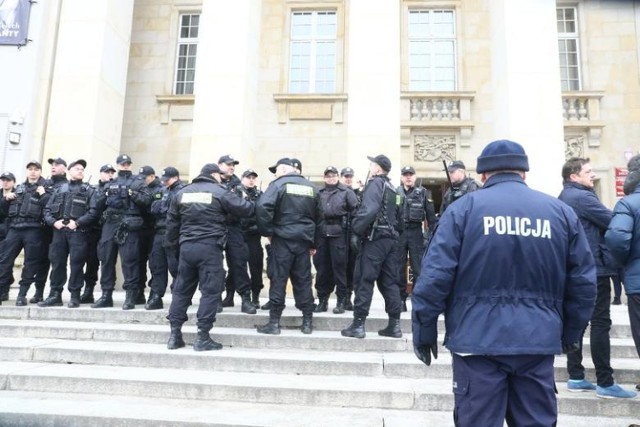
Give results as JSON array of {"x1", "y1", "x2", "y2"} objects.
[
  {"x1": 350, "y1": 234, "x2": 362, "y2": 255},
  {"x1": 414, "y1": 343, "x2": 438, "y2": 366},
  {"x1": 562, "y1": 342, "x2": 580, "y2": 354}
]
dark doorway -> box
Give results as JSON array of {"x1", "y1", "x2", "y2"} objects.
[{"x1": 420, "y1": 178, "x2": 448, "y2": 214}]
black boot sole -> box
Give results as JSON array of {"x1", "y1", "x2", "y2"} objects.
[
  {"x1": 378, "y1": 329, "x2": 402, "y2": 338},
  {"x1": 257, "y1": 325, "x2": 281, "y2": 335},
  {"x1": 341, "y1": 329, "x2": 365, "y2": 339},
  {"x1": 193, "y1": 340, "x2": 223, "y2": 351},
  {"x1": 167, "y1": 339, "x2": 186, "y2": 350}
]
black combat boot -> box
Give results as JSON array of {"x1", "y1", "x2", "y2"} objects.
[
  {"x1": 344, "y1": 292, "x2": 354, "y2": 311},
  {"x1": 0, "y1": 286, "x2": 9, "y2": 302},
  {"x1": 29, "y1": 286, "x2": 44, "y2": 304},
  {"x1": 314, "y1": 296, "x2": 328, "y2": 313},
  {"x1": 401, "y1": 298, "x2": 408, "y2": 313},
  {"x1": 136, "y1": 288, "x2": 146, "y2": 305},
  {"x1": 193, "y1": 328, "x2": 222, "y2": 351},
  {"x1": 333, "y1": 297, "x2": 346, "y2": 314},
  {"x1": 251, "y1": 290, "x2": 261, "y2": 308},
  {"x1": 167, "y1": 325, "x2": 186, "y2": 350},
  {"x1": 80, "y1": 285, "x2": 94, "y2": 304},
  {"x1": 341, "y1": 317, "x2": 366, "y2": 339},
  {"x1": 261, "y1": 300, "x2": 272, "y2": 310},
  {"x1": 122, "y1": 289, "x2": 136, "y2": 310},
  {"x1": 221, "y1": 290, "x2": 235, "y2": 307},
  {"x1": 240, "y1": 293, "x2": 257, "y2": 314},
  {"x1": 15, "y1": 286, "x2": 28, "y2": 306},
  {"x1": 301, "y1": 314, "x2": 313, "y2": 334},
  {"x1": 257, "y1": 313, "x2": 281, "y2": 335},
  {"x1": 67, "y1": 291, "x2": 81, "y2": 308},
  {"x1": 38, "y1": 290, "x2": 63, "y2": 307},
  {"x1": 91, "y1": 290, "x2": 113, "y2": 308},
  {"x1": 378, "y1": 317, "x2": 402, "y2": 338},
  {"x1": 145, "y1": 293, "x2": 163, "y2": 310}
]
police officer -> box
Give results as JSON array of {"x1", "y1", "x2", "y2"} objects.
[
  {"x1": 412, "y1": 140, "x2": 597, "y2": 426},
  {"x1": 166, "y1": 163, "x2": 255, "y2": 351},
  {"x1": 137, "y1": 165, "x2": 162, "y2": 305},
  {"x1": 239, "y1": 168, "x2": 264, "y2": 308},
  {"x1": 313, "y1": 166, "x2": 357, "y2": 314},
  {"x1": 396, "y1": 165, "x2": 437, "y2": 311},
  {"x1": 218, "y1": 154, "x2": 256, "y2": 314},
  {"x1": 40, "y1": 160, "x2": 98, "y2": 308},
  {"x1": 440, "y1": 160, "x2": 480, "y2": 214},
  {"x1": 92, "y1": 154, "x2": 152, "y2": 310},
  {"x1": 341, "y1": 155, "x2": 403, "y2": 339},
  {"x1": 0, "y1": 161, "x2": 52, "y2": 306},
  {"x1": 256, "y1": 158, "x2": 323, "y2": 335},
  {"x1": 81, "y1": 164, "x2": 116, "y2": 303},
  {"x1": 29, "y1": 157, "x2": 69, "y2": 304},
  {"x1": 0, "y1": 172, "x2": 16, "y2": 302},
  {"x1": 146, "y1": 166, "x2": 184, "y2": 310},
  {"x1": 340, "y1": 166, "x2": 362, "y2": 311}
]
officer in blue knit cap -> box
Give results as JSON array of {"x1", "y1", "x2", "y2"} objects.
[{"x1": 412, "y1": 139, "x2": 597, "y2": 427}]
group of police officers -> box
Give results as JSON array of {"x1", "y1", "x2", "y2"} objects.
[{"x1": 0, "y1": 152, "x2": 479, "y2": 351}]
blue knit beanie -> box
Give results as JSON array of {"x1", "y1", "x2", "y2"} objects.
[{"x1": 476, "y1": 139, "x2": 529, "y2": 173}]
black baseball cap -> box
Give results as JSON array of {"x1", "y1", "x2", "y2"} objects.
[
  {"x1": 26, "y1": 160, "x2": 42, "y2": 170},
  {"x1": 291, "y1": 158, "x2": 302, "y2": 172},
  {"x1": 367, "y1": 154, "x2": 392, "y2": 173},
  {"x1": 218, "y1": 155, "x2": 239, "y2": 165},
  {"x1": 242, "y1": 169, "x2": 258, "y2": 178},
  {"x1": 116, "y1": 154, "x2": 132, "y2": 165},
  {"x1": 0, "y1": 172, "x2": 16, "y2": 181},
  {"x1": 324, "y1": 166, "x2": 339, "y2": 176},
  {"x1": 341, "y1": 167, "x2": 354, "y2": 177},
  {"x1": 201, "y1": 163, "x2": 221, "y2": 174},
  {"x1": 68, "y1": 159, "x2": 87, "y2": 169},
  {"x1": 160, "y1": 167, "x2": 180, "y2": 181},
  {"x1": 47, "y1": 157, "x2": 67, "y2": 166},
  {"x1": 447, "y1": 160, "x2": 466, "y2": 172},
  {"x1": 268, "y1": 158, "x2": 294, "y2": 174},
  {"x1": 401, "y1": 166, "x2": 416, "y2": 175},
  {"x1": 100, "y1": 164, "x2": 116, "y2": 173},
  {"x1": 138, "y1": 165, "x2": 155, "y2": 176}
]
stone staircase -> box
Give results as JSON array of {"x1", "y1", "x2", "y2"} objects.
[{"x1": 0, "y1": 291, "x2": 638, "y2": 426}]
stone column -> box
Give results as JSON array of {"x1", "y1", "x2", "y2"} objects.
[
  {"x1": 43, "y1": 0, "x2": 135, "y2": 172},
  {"x1": 346, "y1": 1, "x2": 401, "y2": 185},
  {"x1": 188, "y1": 1, "x2": 262, "y2": 178},
  {"x1": 490, "y1": 0, "x2": 565, "y2": 195}
]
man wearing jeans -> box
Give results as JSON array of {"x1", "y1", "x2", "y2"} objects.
[{"x1": 559, "y1": 157, "x2": 636, "y2": 399}]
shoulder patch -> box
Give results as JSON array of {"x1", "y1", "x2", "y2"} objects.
[
  {"x1": 181, "y1": 192, "x2": 213, "y2": 204},
  {"x1": 396, "y1": 194, "x2": 403, "y2": 206},
  {"x1": 286, "y1": 183, "x2": 314, "y2": 197}
]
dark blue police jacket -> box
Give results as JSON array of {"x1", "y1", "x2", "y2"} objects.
[{"x1": 412, "y1": 173, "x2": 596, "y2": 355}]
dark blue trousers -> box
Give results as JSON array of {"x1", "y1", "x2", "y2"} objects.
[
  {"x1": 397, "y1": 225, "x2": 425, "y2": 299},
  {"x1": 149, "y1": 231, "x2": 178, "y2": 297},
  {"x1": 48, "y1": 228, "x2": 89, "y2": 293},
  {"x1": 267, "y1": 236, "x2": 314, "y2": 316},
  {"x1": 223, "y1": 225, "x2": 251, "y2": 296},
  {"x1": 452, "y1": 353, "x2": 557, "y2": 427},
  {"x1": 313, "y1": 234, "x2": 348, "y2": 299},
  {"x1": 244, "y1": 232, "x2": 264, "y2": 294},
  {"x1": 98, "y1": 222, "x2": 141, "y2": 292},
  {"x1": 167, "y1": 239, "x2": 224, "y2": 332}
]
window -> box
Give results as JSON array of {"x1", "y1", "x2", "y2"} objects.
[
  {"x1": 289, "y1": 11, "x2": 337, "y2": 94},
  {"x1": 174, "y1": 13, "x2": 199, "y2": 95},
  {"x1": 408, "y1": 9, "x2": 457, "y2": 91},
  {"x1": 557, "y1": 7, "x2": 581, "y2": 91}
]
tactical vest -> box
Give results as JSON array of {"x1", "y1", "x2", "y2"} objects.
[
  {"x1": 9, "y1": 183, "x2": 44, "y2": 220},
  {"x1": 402, "y1": 186, "x2": 426, "y2": 224},
  {"x1": 371, "y1": 180, "x2": 401, "y2": 239},
  {"x1": 48, "y1": 182, "x2": 93, "y2": 221},
  {"x1": 105, "y1": 174, "x2": 142, "y2": 216}
]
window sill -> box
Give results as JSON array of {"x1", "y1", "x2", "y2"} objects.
[
  {"x1": 155, "y1": 95, "x2": 195, "y2": 124},
  {"x1": 273, "y1": 93, "x2": 348, "y2": 123}
]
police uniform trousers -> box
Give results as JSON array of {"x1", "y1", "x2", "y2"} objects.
[
  {"x1": 353, "y1": 237, "x2": 402, "y2": 319},
  {"x1": 0, "y1": 233, "x2": 15, "y2": 293},
  {"x1": 567, "y1": 275, "x2": 615, "y2": 387},
  {"x1": 48, "y1": 228, "x2": 89, "y2": 293},
  {"x1": 84, "y1": 227, "x2": 101, "y2": 289},
  {"x1": 345, "y1": 241, "x2": 356, "y2": 295},
  {"x1": 138, "y1": 226, "x2": 155, "y2": 292},
  {"x1": 168, "y1": 239, "x2": 224, "y2": 332},
  {"x1": 452, "y1": 354, "x2": 557, "y2": 427},
  {"x1": 244, "y1": 232, "x2": 264, "y2": 294},
  {"x1": 33, "y1": 226, "x2": 53, "y2": 294},
  {"x1": 397, "y1": 224, "x2": 425, "y2": 299},
  {"x1": 223, "y1": 225, "x2": 251, "y2": 296},
  {"x1": 267, "y1": 236, "x2": 314, "y2": 316},
  {"x1": 149, "y1": 230, "x2": 179, "y2": 297},
  {"x1": 98, "y1": 221, "x2": 141, "y2": 292},
  {"x1": 313, "y1": 234, "x2": 348, "y2": 299},
  {"x1": 0, "y1": 227, "x2": 46, "y2": 294}
]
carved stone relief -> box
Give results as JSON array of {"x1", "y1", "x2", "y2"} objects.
[
  {"x1": 565, "y1": 135, "x2": 585, "y2": 159},
  {"x1": 413, "y1": 135, "x2": 456, "y2": 163}
]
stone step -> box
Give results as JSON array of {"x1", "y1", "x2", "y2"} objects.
[
  {"x1": 1, "y1": 361, "x2": 638, "y2": 418},
  {"x1": 3, "y1": 391, "x2": 636, "y2": 427},
  {"x1": 2, "y1": 337, "x2": 638, "y2": 384}
]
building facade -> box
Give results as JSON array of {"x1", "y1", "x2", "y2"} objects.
[{"x1": 1, "y1": 0, "x2": 639, "y2": 207}]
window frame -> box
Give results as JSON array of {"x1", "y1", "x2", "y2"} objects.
[
  {"x1": 557, "y1": 5, "x2": 582, "y2": 91},
  {"x1": 173, "y1": 12, "x2": 200, "y2": 95}
]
